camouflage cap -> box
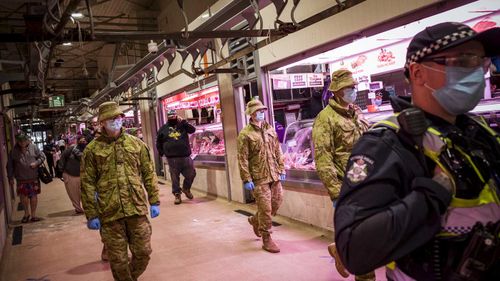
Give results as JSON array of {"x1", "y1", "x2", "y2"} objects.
[
  {"x1": 245, "y1": 99, "x2": 267, "y2": 115},
  {"x1": 98, "y1": 101, "x2": 124, "y2": 121},
  {"x1": 328, "y1": 69, "x2": 356, "y2": 92}
]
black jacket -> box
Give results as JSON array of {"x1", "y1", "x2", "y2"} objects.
[
  {"x1": 156, "y1": 120, "x2": 196, "y2": 158},
  {"x1": 334, "y1": 96, "x2": 500, "y2": 279},
  {"x1": 58, "y1": 145, "x2": 83, "y2": 177}
]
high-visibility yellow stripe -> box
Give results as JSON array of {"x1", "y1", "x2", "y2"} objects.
[
  {"x1": 386, "y1": 262, "x2": 396, "y2": 270},
  {"x1": 450, "y1": 182, "x2": 500, "y2": 207},
  {"x1": 374, "y1": 120, "x2": 399, "y2": 131}
]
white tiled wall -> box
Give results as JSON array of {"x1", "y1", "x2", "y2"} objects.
[{"x1": 278, "y1": 189, "x2": 334, "y2": 231}]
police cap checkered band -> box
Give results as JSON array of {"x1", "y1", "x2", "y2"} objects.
[{"x1": 404, "y1": 22, "x2": 500, "y2": 78}]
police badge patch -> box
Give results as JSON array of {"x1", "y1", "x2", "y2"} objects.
[{"x1": 346, "y1": 155, "x2": 374, "y2": 185}]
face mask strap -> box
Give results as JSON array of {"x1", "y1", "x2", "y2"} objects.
[
  {"x1": 423, "y1": 83, "x2": 437, "y2": 93},
  {"x1": 421, "y1": 63, "x2": 445, "y2": 74}
]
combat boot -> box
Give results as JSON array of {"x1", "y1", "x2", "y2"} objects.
[
  {"x1": 328, "y1": 243, "x2": 349, "y2": 278},
  {"x1": 248, "y1": 216, "x2": 261, "y2": 237},
  {"x1": 262, "y1": 233, "x2": 280, "y2": 253},
  {"x1": 182, "y1": 188, "x2": 194, "y2": 199},
  {"x1": 174, "y1": 194, "x2": 182, "y2": 205}
]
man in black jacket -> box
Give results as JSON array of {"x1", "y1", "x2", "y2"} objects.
[
  {"x1": 156, "y1": 110, "x2": 196, "y2": 204},
  {"x1": 43, "y1": 135, "x2": 56, "y2": 177},
  {"x1": 334, "y1": 22, "x2": 500, "y2": 280}
]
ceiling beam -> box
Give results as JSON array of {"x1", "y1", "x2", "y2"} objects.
[{"x1": 0, "y1": 72, "x2": 25, "y2": 82}]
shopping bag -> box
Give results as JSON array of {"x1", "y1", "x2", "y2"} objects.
[{"x1": 38, "y1": 163, "x2": 53, "y2": 184}]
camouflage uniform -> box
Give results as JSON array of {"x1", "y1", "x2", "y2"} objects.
[
  {"x1": 81, "y1": 128, "x2": 159, "y2": 281},
  {"x1": 312, "y1": 98, "x2": 369, "y2": 200},
  {"x1": 237, "y1": 121, "x2": 284, "y2": 235}
]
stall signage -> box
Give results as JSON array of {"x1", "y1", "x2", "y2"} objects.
[
  {"x1": 163, "y1": 92, "x2": 185, "y2": 104},
  {"x1": 271, "y1": 74, "x2": 291, "y2": 90},
  {"x1": 291, "y1": 74, "x2": 308, "y2": 88},
  {"x1": 329, "y1": 43, "x2": 406, "y2": 82},
  {"x1": 307, "y1": 73, "x2": 324, "y2": 87},
  {"x1": 49, "y1": 95, "x2": 64, "y2": 107}
]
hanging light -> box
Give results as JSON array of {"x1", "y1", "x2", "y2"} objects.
[{"x1": 71, "y1": 12, "x2": 84, "y2": 19}]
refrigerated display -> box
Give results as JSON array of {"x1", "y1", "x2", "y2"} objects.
[
  {"x1": 282, "y1": 119, "x2": 321, "y2": 186},
  {"x1": 189, "y1": 123, "x2": 225, "y2": 167}
]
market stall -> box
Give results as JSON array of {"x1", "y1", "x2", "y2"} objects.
[
  {"x1": 261, "y1": 1, "x2": 500, "y2": 230},
  {"x1": 160, "y1": 85, "x2": 229, "y2": 198}
]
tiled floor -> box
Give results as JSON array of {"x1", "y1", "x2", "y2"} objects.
[{"x1": 0, "y1": 178, "x2": 386, "y2": 281}]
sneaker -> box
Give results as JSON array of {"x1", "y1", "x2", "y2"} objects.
[
  {"x1": 174, "y1": 194, "x2": 182, "y2": 205},
  {"x1": 182, "y1": 189, "x2": 194, "y2": 200},
  {"x1": 328, "y1": 243, "x2": 350, "y2": 278}
]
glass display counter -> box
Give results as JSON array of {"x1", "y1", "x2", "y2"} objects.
[
  {"x1": 189, "y1": 122, "x2": 225, "y2": 168},
  {"x1": 282, "y1": 119, "x2": 322, "y2": 188}
]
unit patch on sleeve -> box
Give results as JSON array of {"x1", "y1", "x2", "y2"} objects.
[{"x1": 346, "y1": 155, "x2": 374, "y2": 185}]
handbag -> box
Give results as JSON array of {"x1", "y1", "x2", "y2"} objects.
[{"x1": 38, "y1": 163, "x2": 53, "y2": 184}]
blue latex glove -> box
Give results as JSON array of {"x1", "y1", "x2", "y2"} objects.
[
  {"x1": 279, "y1": 173, "x2": 286, "y2": 181},
  {"x1": 87, "y1": 218, "x2": 101, "y2": 230},
  {"x1": 150, "y1": 205, "x2": 160, "y2": 218},
  {"x1": 244, "y1": 181, "x2": 255, "y2": 191}
]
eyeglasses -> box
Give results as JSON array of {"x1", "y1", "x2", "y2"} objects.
[{"x1": 422, "y1": 54, "x2": 491, "y2": 71}]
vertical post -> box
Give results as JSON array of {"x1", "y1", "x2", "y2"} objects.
[{"x1": 218, "y1": 72, "x2": 243, "y2": 202}]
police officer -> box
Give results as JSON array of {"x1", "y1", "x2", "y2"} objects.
[
  {"x1": 334, "y1": 22, "x2": 500, "y2": 280},
  {"x1": 237, "y1": 99, "x2": 286, "y2": 253},
  {"x1": 312, "y1": 69, "x2": 371, "y2": 280},
  {"x1": 81, "y1": 101, "x2": 160, "y2": 281}
]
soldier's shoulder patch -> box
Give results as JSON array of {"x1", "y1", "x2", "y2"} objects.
[{"x1": 345, "y1": 155, "x2": 374, "y2": 185}]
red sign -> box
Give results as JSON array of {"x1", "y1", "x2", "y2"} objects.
[{"x1": 271, "y1": 74, "x2": 291, "y2": 90}]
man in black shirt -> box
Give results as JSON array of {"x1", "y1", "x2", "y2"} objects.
[
  {"x1": 156, "y1": 110, "x2": 196, "y2": 204},
  {"x1": 43, "y1": 135, "x2": 56, "y2": 177}
]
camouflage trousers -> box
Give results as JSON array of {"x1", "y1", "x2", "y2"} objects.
[
  {"x1": 101, "y1": 215, "x2": 152, "y2": 281},
  {"x1": 252, "y1": 181, "x2": 283, "y2": 235}
]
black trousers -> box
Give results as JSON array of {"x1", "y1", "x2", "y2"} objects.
[
  {"x1": 46, "y1": 154, "x2": 54, "y2": 177},
  {"x1": 167, "y1": 156, "x2": 196, "y2": 195}
]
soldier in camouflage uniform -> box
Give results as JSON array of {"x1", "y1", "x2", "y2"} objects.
[
  {"x1": 312, "y1": 69, "x2": 373, "y2": 281},
  {"x1": 237, "y1": 99, "x2": 286, "y2": 253},
  {"x1": 81, "y1": 102, "x2": 160, "y2": 281}
]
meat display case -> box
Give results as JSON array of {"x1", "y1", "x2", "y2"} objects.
[
  {"x1": 280, "y1": 98, "x2": 500, "y2": 189},
  {"x1": 189, "y1": 123, "x2": 226, "y2": 168},
  {"x1": 282, "y1": 119, "x2": 322, "y2": 188}
]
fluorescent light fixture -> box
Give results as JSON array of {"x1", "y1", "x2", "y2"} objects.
[
  {"x1": 71, "y1": 12, "x2": 84, "y2": 18},
  {"x1": 62, "y1": 42, "x2": 72, "y2": 46}
]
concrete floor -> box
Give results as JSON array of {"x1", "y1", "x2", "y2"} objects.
[{"x1": 0, "y1": 178, "x2": 386, "y2": 281}]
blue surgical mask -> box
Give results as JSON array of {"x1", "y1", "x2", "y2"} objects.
[
  {"x1": 342, "y1": 88, "x2": 357, "y2": 104},
  {"x1": 104, "y1": 118, "x2": 123, "y2": 134},
  {"x1": 423, "y1": 65, "x2": 485, "y2": 115},
  {"x1": 255, "y1": 111, "x2": 265, "y2": 122}
]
